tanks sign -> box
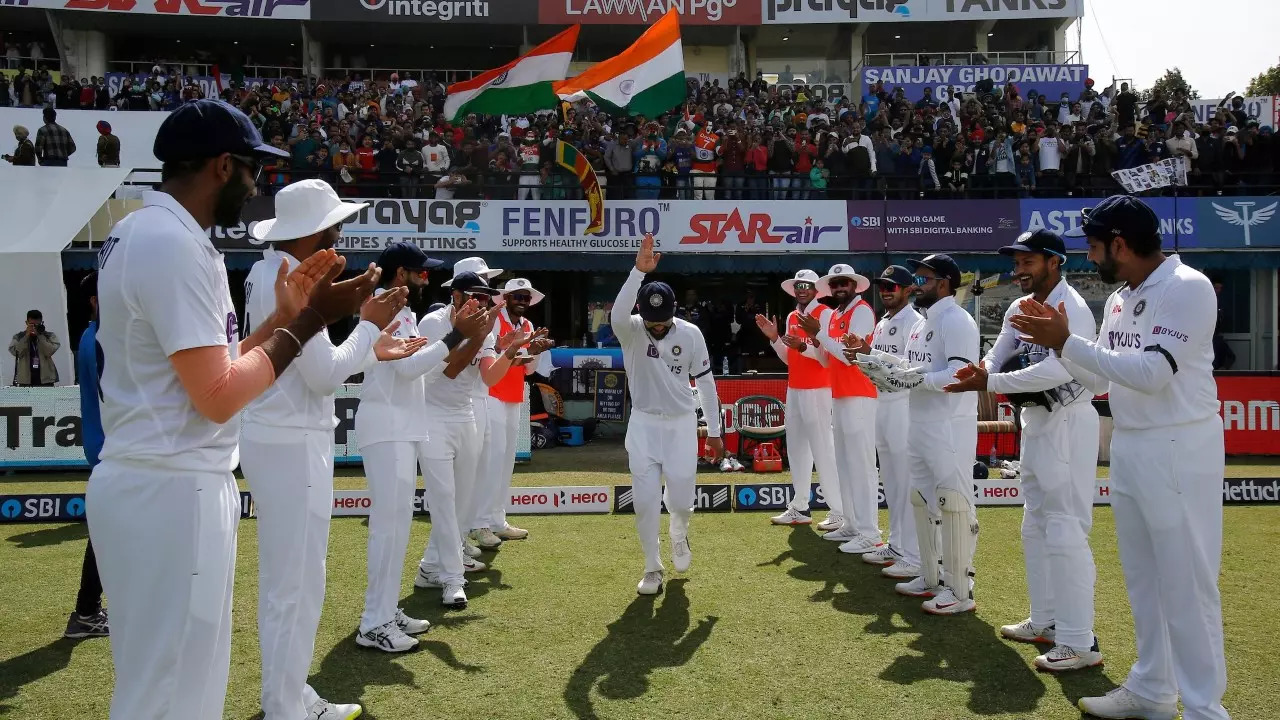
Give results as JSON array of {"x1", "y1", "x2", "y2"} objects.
[
  {"x1": 762, "y1": 0, "x2": 1082, "y2": 24},
  {"x1": 310, "y1": 0, "x2": 537, "y2": 22},
  {"x1": 862, "y1": 64, "x2": 1089, "y2": 104},
  {"x1": 539, "y1": 0, "x2": 761, "y2": 24},
  {"x1": 15, "y1": 0, "x2": 310, "y2": 18}
]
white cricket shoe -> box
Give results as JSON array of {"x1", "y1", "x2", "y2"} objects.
[
  {"x1": 822, "y1": 525, "x2": 862, "y2": 542},
  {"x1": 815, "y1": 513, "x2": 844, "y2": 532},
  {"x1": 882, "y1": 560, "x2": 922, "y2": 579},
  {"x1": 495, "y1": 524, "x2": 529, "y2": 540},
  {"x1": 728, "y1": 456, "x2": 746, "y2": 472},
  {"x1": 1035, "y1": 638, "x2": 1103, "y2": 672},
  {"x1": 922, "y1": 586, "x2": 976, "y2": 615},
  {"x1": 463, "y1": 556, "x2": 487, "y2": 573},
  {"x1": 306, "y1": 698, "x2": 362, "y2": 720},
  {"x1": 637, "y1": 570, "x2": 664, "y2": 595},
  {"x1": 672, "y1": 537, "x2": 692, "y2": 573},
  {"x1": 862, "y1": 545, "x2": 899, "y2": 566},
  {"x1": 837, "y1": 534, "x2": 883, "y2": 555},
  {"x1": 462, "y1": 541, "x2": 481, "y2": 559},
  {"x1": 1000, "y1": 618, "x2": 1056, "y2": 644},
  {"x1": 894, "y1": 576, "x2": 938, "y2": 598},
  {"x1": 470, "y1": 528, "x2": 503, "y2": 549},
  {"x1": 719, "y1": 457, "x2": 735, "y2": 473},
  {"x1": 394, "y1": 608, "x2": 430, "y2": 635},
  {"x1": 442, "y1": 583, "x2": 468, "y2": 608},
  {"x1": 1077, "y1": 687, "x2": 1177, "y2": 720},
  {"x1": 770, "y1": 508, "x2": 812, "y2": 526},
  {"x1": 415, "y1": 567, "x2": 443, "y2": 589},
  {"x1": 355, "y1": 621, "x2": 418, "y2": 653}
]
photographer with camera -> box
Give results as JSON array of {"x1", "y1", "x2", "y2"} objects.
[{"x1": 10, "y1": 309, "x2": 60, "y2": 387}]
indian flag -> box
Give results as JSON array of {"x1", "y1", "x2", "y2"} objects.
[
  {"x1": 554, "y1": 9, "x2": 684, "y2": 118},
  {"x1": 444, "y1": 25, "x2": 579, "y2": 123}
]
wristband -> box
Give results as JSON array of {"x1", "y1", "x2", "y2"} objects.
[{"x1": 442, "y1": 329, "x2": 464, "y2": 350}]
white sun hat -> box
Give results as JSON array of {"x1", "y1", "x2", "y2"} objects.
[
  {"x1": 499, "y1": 277, "x2": 544, "y2": 305},
  {"x1": 446, "y1": 256, "x2": 504, "y2": 283},
  {"x1": 781, "y1": 269, "x2": 827, "y2": 298},
  {"x1": 250, "y1": 179, "x2": 368, "y2": 242},
  {"x1": 818, "y1": 263, "x2": 871, "y2": 295}
]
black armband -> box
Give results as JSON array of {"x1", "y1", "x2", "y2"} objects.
[{"x1": 443, "y1": 329, "x2": 465, "y2": 350}]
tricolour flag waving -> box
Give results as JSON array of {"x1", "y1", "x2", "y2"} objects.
[
  {"x1": 553, "y1": 9, "x2": 684, "y2": 118},
  {"x1": 444, "y1": 25, "x2": 579, "y2": 123}
]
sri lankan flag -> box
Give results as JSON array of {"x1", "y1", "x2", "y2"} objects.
[{"x1": 555, "y1": 141, "x2": 604, "y2": 235}]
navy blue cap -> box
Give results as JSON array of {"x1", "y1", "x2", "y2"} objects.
[
  {"x1": 1066, "y1": 194, "x2": 1160, "y2": 240},
  {"x1": 376, "y1": 241, "x2": 444, "y2": 278},
  {"x1": 874, "y1": 265, "x2": 914, "y2": 287},
  {"x1": 153, "y1": 99, "x2": 289, "y2": 163},
  {"x1": 637, "y1": 281, "x2": 676, "y2": 322},
  {"x1": 907, "y1": 254, "x2": 962, "y2": 289},
  {"x1": 1000, "y1": 229, "x2": 1067, "y2": 258},
  {"x1": 443, "y1": 271, "x2": 499, "y2": 296}
]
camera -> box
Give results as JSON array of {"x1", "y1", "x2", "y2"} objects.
[{"x1": 36, "y1": 323, "x2": 46, "y2": 334}]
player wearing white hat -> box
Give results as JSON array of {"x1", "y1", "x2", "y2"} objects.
[
  {"x1": 88, "y1": 100, "x2": 377, "y2": 719},
  {"x1": 946, "y1": 229, "x2": 1106, "y2": 672},
  {"x1": 240, "y1": 180, "x2": 435, "y2": 720},
  {"x1": 355, "y1": 242, "x2": 489, "y2": 653},
  {"x1": 612, "y1": 234, "x2": 723, "y2": 596},
  {"x1": 810, "y1": 263, "x2": 883, "y2": 554},
  {"x1": 414, "y1": 271, "x2": 536, "y2": 608},
  {"x1": 1012, "y1": 195, "x2": 1230, "y2": 720},
  {"x1": 472, "y1": 278, "x2": 555, "y2": 545},
  {"x1": 754, "y1": 270, "x2": 842, "y2": 528}
]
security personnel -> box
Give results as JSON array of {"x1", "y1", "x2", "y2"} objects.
[
  {"x1": 1012, "y1": 195, "x2": 1230, "y2": 720},
  {"x1": 946, "y1": 229, "x2": 1107, "y2": 672}
]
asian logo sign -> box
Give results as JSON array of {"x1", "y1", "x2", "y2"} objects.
[
  {"x1": 763, "y1": 0, "x2": 1082, "y2": 24},
  {"x1": 14, "y1": 0, "x2": 309, "y2": 18}
]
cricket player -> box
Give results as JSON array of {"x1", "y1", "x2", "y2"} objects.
[
  {"x1": 809, "y1": 263, "x2": 882, "y2": 554},
  {"x1": 473, "y1": 278, "x2": 555, "y2": 546},
  {"x1": 890, "y1": 254, "x2": 980, "y2": 615},
  {"x1": 853, "y1": 266, "x2": 923, "y2": 578},
  {"x1": 1012, "y1": 195, "x2": 1230, "y2": 720},
  {"x1": 414, "y1": 271, "x2": 534, "y2": 608},
  {"x1": 240, "y1": 180, "x2": 436, "y2": 719},
  {"x1": 754, "y1": 270, "x2": 842, "y2": 528},
  {"x1": 611, "y1": 234, "x2": 724, "y2": 596},
  {"x1": 356, "y1": 242, "x2": 488, "y2": 652},
  {"x1": 87, "y1": 99, "x2": 377, "y2": 719},
  {"x1": 946, "y1": 229, "x2": 1106, "y2": 672}
]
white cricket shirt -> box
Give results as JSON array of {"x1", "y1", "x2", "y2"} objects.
[
  {"x1": 1062, "y1": 255, "x2": 1219, "y2": 431},
  {"x1": 94, "y1": 191, "x2": 241, "y2": 472},
  {"x1": 418, "y1": 304, "x2": 497, "y2": 422},
  {"x1": 241, "y1": 249, "x2": 378, "y2": 439},
  {"x1": 870, "y1": 304, "x2": 921, "y2": 403},
  {"x1": 904, "y1": 295, "x2": 979, "y2": 421}
]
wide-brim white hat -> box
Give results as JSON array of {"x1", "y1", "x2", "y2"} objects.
[
  {"x1": 818, "y1": 263, "x2": 870, "y2": 295},
  {"x1": 499, "y1": 277, "x2": 544, "y2": 305},
  {"x1": 251, "y1": 179, "x2": 367, "y2": 242},
  {"x1": 449, "y1": 256, "x2": 503, "y2": 281},
  {"x1": 781, "y1": 269, "x2": 827, "y2": 298}
]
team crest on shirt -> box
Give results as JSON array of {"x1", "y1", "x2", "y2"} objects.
[
  {"x1": 888, "y1": 326, "x2": 897, "y2": 336},
  {"x1": 1133, "y1": 299, "x2": 1147, "y2": 317},
  {"x1": 925, "y1": 330, "x2": 934, "y2": 342},
  {"x1": 647, "y1": 344, "x2": 659, "y2": 358},
  {"x1": 839, "y1": 321, "x2": 848, "y2": 331},
  {"x1": 672, "y1": 345, "x2": 683, "y2": 356}
]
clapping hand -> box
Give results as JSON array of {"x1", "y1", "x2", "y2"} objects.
[
  {"x1": 780, "y1": 334, "x2": 807, "y2": 350},
  {"x1": 274, "y1": 249, "x2": 342, "y2": 323},
  {"x1": 359, "y1": 286, "x2": 409, "y2": 330},
  {"x1": 797, "y1": 312, "x2": 821, "y2": 337},
  {"x1": 754, "y1": 314, "x2": 780, "y2": 342},
  {"x1": 842, "y1": 332, "x2": 870, "y2": 353},
  {"x1": 1010, "y1": 298, "x2": 1071, "y2": 352},
  {"x1": 453, "y1": 299, "x2": 490, "y2": 339},
  {"x1": 373, "y1": 321, "x2": 430, "y2": 361},
  {"x1": 943, "y1": 363, "x2": 988, "y2": 393}
]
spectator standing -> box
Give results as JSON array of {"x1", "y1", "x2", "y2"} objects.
[
  {"x1": 1035, "y1": 124, "x2": 1066, "y2": 191},
  {"x1": 942, "y1": 157, "x2": 968, "y2": 195},
  {"x1": 1114, "y1": 124, "x2": 1147, "y2": 171},
  {"x1": 721, "y1": 122, "x2": 747, "y2": 199},
  {"x1": 767, "y1": 129, "x2": 793, "y2": 199},
  {"x1": 793, "y1": 129, "x2": 816, "y2": 199},
  {"x1": 746, "y1": 132, "x2": 768, "y2": 199},
  {"x1": 396, "y1": 136, "x2": 424, "y2": 198},
  {"x1": 844, "y1": 126, "x2": 875, "y2": 198},
  {"x1": 3, "y1": 124, "x2": 36, "y2": 165},
  {"x1": 1115, "y1": 83, "x2": 1138, "y2": 127},
  {"x1": 35, "y1": 107, "x2": 76, "y2": 166},
  {"x1": 9, "y1": 309, "x2": 60, "y2": 386},
  {"x1": 96, "y1": 121, "x2": 121, "y2": 168},
  {"x1": 809, "y1": 157, "x2": 829, "y2": 197},
  {"x1": 1017, "y1": 153, "x2": 1037, "y2": 196},
  {"x1": 332, "y1": 139, "x2": 359, "y2": 196},
  {"x1": 918, "y1": 145, "x2": 940, "y2": 193},
  {"x1": 691, "y1": 122, "x2": 719, "y2": 200},
  {"x1": 604, "y1": 129, "x2": 634, "y2": 199},
  {"x1": 516, "y1": 135, "x2": 542, "y2": 200},
  {"x1": 670, "y1": 128, "x2": 693, "y2": 199}
]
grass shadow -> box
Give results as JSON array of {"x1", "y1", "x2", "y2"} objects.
[
  {"x1": 308, "y1": 630, "x2": 419, "y2": 714},
  {"x1": 563, "y1": 579, "x2": 717, "y2": 720},
  {"x1": 6, "y1": 523, "x2": 88, "y2": 549},
  {"x1": 0, "y1": 638, "x2": 77, "y2": 713}
]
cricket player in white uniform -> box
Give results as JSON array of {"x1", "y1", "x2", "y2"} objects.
[
  {"x1": 754, "y1": 270, "x2": 843, "y2": 528},
  {"x1": 1012, "y1": 195, "x2": 1230, "y2": 720},
  {"x1": 88, "y1": 100, "x2": 377, "y2": 719},
  {"x1": 473, "y1": 278, "x2": 555, "y2": 545},
  {"x1": 853, "y1": 266, "x2": 923, "y2": 578},
  {"x1": 888, "y1": 254, "x2": 980, "y2": 615},
  {"x1": 414, "y1": 271, "x2": 535, "y2": 608},
  {"x1": 241, "y1": 180, "x2": 439, "y2": 720},
  {"x1": 945, "y1": 229, "x2": 1106, "y2": 672},
  {"x1": 611, "y1": 234, "x2": 724, "y2": 595},
  {"x1": 355, "y1": 242, "x2": 489, "y2": 652}
]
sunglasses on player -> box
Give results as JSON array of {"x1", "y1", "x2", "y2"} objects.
[
  {"x1": 877, "y1": 282, "x2": 904, "y2": 292},
  {"x1": 508, "y1": 292, "x2": 533, "y2": 302},
  {"x1": 827, "y1": 278, "x2": 853, "y2": 288}
]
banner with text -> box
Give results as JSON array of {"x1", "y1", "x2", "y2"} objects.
[
  {"x1": 763, "y1": 0, "x2": 1082, "y2": 24},
  {"x1": 862, "y1": 64, "x2": 1089, "y2": 104},
  {"x1": 312, "y1": 0, "x2": 537, "y2": 23},
  {"x1": 1187, "y1": 97, "x2": 1278, "y2": 128},
  {"x1": 540, "y1": 0, "x2": 760, "y2": 24},
  {"x1": 1021, "y1": 197, "x2": 1280, "y2": 250},
  {"x1": 105, "y1": 73, "x2": 271, "y2": 101},
  {"x1": 13, "y1": 0, "x2": 310, "y2": 19},
  {"x1": 847, "y1": 199, "x2": 1022, "y2": 251}
]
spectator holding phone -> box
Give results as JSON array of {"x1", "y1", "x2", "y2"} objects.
[{"x1": 10, "y1": 309, "x2": 60, "y2": 386}]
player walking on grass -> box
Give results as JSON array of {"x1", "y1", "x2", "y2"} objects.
[
  {"x1": 88, "y1": 99, "x2": 377, "y2": 720},
  {"x1": 240, "y1": 180, "x2": 435, "y2": 720},
  {"x1": 612, "y1": 234, "x2": 724, "y2": 596},
  {"x1": 754, "y1": 270, "x2": 842, "y2": 529},
  {"x1": 945, "y1": 229, "x2": 1106, "y2": 673},
  {"x1": 1012, "y1": 195, "x2": 1230, "y2": 720},
  {"x1": 355, "y1": 242, "x2": 488, "y2": 652}
]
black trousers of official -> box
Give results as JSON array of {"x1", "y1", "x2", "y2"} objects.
[{"x1": 74, "y1": 539, "x2": 104, "y2": 616}]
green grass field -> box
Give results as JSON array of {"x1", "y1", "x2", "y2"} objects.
[{"x1": 1, "y1": 444, "x2": 1278, "y2": 719}]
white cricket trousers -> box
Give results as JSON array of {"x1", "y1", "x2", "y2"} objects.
[
  {"x1": 876, "y1": 397, "x2": 918, "y2": 565},
  {"x1": 241, "y1": 431, "x2": 334, "y2": 720},
  {"x1": 86, "y1": 461, "x2": 238, "y2": 720},
  {"x1": 691, "y1": 169, "x2": 717, "y2": 200},
  {"x1": 461, "y1": 396, "x2": 491, "y2": 532},
  {"x1": 1018, "y1": 401, "x2": 1100, "y2": 651},
  {"x1": 784, "y1": 387, "x2": 841, "y2": 515},
  {"x1": 1112, "y1": 416, "x2": 1229, "y2": 720},
  {"x1": 833, "y1": 395, "x2": 879, "y2": 538},
  {"x1": 908, "y1": 418, "x2": 978, "y2": 587},
  {"x1": 360, "y1": 440, "x2": 421, "y2": 634},
  {"x1": 419, "y1": 418, "x2": 480, "y2": 585},
  {"x1": 625, "y1": 410, "x2": 697, "y2": 573},
  {"x1": 477, "y1": 396, "x2": 523, "y2": 531}
]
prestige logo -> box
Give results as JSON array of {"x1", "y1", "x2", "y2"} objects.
[
  {"x1": 766, "y1": 0, "x2": 909, "y2": 22},
  {"x1": 358, "y1": 0, "x2": 489, "y2": 18}
]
